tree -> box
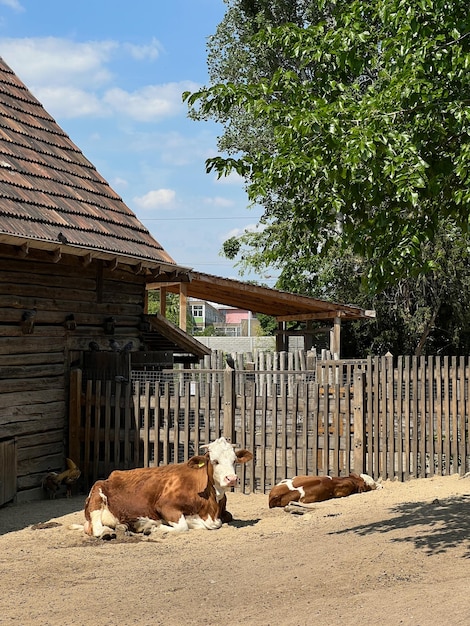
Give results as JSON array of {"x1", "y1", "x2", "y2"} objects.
[{"x1": 185, "y1": 0, "x2": 470, "y2": 290}]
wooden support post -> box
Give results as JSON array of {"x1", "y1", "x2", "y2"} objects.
[
  {"x1": 330, "y1": 316, "x2": 341, "y2": 358},
  {"x1": 69, "y1": 368, "x2": 82, "y2": 467},
  {"x1": 160, "y1": 287, "x2": 167, "y2": 317},
  {"x1": 353, "y1": 371, "x2": 366, "y2": 474},
  {"x1": 179, "y1": 283, "x2": 187, "y2": 331},
  {"x1": 276, "y1": 321, "x2": 287, "y2": 352},
  {"x1": 223, "y1": 368, "x2": 236, "y2": 443}
]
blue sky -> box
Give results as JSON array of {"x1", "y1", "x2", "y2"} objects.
[{"x1": 0, "y1": 0, "x2": 273, "y2": 283}]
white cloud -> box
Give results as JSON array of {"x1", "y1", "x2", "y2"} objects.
[
  {"x1": 103, "y1": 82, "x2": 199, "y2": 122},
  {"x1": 33, "y1": 86, "x2": 105, "y2": 118},
  {"x1": 0, "y1": 0, "x2": 24, "y2": 11},
  {"x1": 0, "y1": 37, "x2": 116, "y2": 87},
  {"x1": 111, "y1": 177, "x2": 129, "y2": 189},
  {"x1": 224, "y1": 223, "x2": 264, "y2": 240},
  {"x1": 123, "y1": 38, "x2": 162, "y2": 61},
  {"x1": 0, "y1": 37, "x2": 200, "y2": 123},
  {"x1": 203, "y1": 196, "x2": 235, "y2": 208},
  {"x1": 214, "y1": 170, "x2": 245, "y2": 185},
  {"x1": 133, "y1": 188, "x2": 176, "y2": 210}
]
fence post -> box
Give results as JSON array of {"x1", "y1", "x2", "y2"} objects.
[
  {"x1": 69, "y1": 368, "x2": 82, "y2": 467},
  {"x1": 353, "y1": 371, "x2": 366, "y2": 474},
  {"x1": 223, "y1": 368, "x2": 236, "y2": 442}
]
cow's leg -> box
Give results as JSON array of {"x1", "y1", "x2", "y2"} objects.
[
  {"x1": 186, "y1": 515, "x2": 223, "y2": 530},
  {"x1": 218, "y1": 494, "x2": 233, "y2": 523},
  {"x1": 85, "y1": 483, "x2": 119, "y2": 539},
  {"x1": 132, "y1": 517, "x2": 162, "y2": 535}
]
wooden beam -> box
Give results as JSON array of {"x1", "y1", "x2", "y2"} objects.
[
  {"x1": 51, "y1": 247, "x2": 62, "y2": 263},
  {"x1": 277, "y1": 311, "x2": 348, "y2": 322},
  {"x1": 179, "y1": 283, "x2": 187, "y2": 331},
  {"x1": 329, "y1": 316, "x2": 341, "y2": 357},
  {"x1": 107, "y1": 257, "x2": 119, "y2": 271},
  {"x1": 17, "y1": 242, "x2": 29, "y2": 258},
  {"x1": 160, "y1": 287, "x2": 167, "y2": 317}
]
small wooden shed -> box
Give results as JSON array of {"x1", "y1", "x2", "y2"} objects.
[{"x1": 0, "y1": 57, "x2": 209, "y2": 503}]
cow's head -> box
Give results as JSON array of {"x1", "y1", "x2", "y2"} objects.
[
  {"x1": 360, "y1": 473, "x2": 383, "y2": 491},
  {"x1": 196, "y1": 437, "x2": 253, "y2": 500}
]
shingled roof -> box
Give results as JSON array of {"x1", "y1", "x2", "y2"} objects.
[{"x1": 0, "y1": 56, "x2": 180, "y2": 272}]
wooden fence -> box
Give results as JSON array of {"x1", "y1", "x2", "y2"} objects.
[
  {"x1": 69, "y1": 355, "x2": 470, "y2": 493},
  {"x1": 0, "y1": 437, "x2": 17, "y2": 506}
]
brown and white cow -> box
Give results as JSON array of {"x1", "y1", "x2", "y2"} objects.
[
  {"x1": 81, "y1": 437, "x2": 252, "y2": 539},
  {"x1": 268, "y1": 473, "x2": 382, "y2": 511}
]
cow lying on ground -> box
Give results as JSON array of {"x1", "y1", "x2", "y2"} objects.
[
  {"x1": 268, "y1": 473, "x2": 382, "y2": 511},
  {"x1": 80, "y1": 437, "x2": 253, "y2": 539}
]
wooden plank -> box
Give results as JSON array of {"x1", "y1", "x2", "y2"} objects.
[
  {"x1": 133, "y1": 381, "x2": 141, "y2": 468},
  {"x1": 113, "y1": 381, "x2": 122, "y2": 468},
  {"x1": 259, "y1": 381, "x2": 267, "y2": 492},
  {"x1": 386, "y1": 356, "x2": 395, "y2": 479},
  {"x1": 0, "y1": 438, "x2": 17, "y2": 506},
  {"x1": 68, "y1": 369, "x2": 81, "y2": 467},
  {"x1": 411, "y1": 356, "x2": 419, "y2": 478},
  {"x1": 427, "y1": 356, "x2": 434, "y2": 477},
  {"x1": 247, "y1": 380, "x2": 256, "y2": 493},
  {"x1": 93, "y1": 379, "x2": 102, "y2": 483},
  {"x1": 162, "y1": 382, "x2": 170, "y2": 465},
  {"x1": 238, "y1": 379, "x2": 247, "y2": 491},
  {"x1": 451, "y1": 356, "x2": 459, "y2": 474},
  {"x1": 332, "y1": 383, "x2": 340, "y2": 476},
  {"x1": 443, "y1": 356, "x2": 451, "y2": 475},
  {"x1": 279, "y1": 382, "x2": 287, "y2": 481},
  {"x1": 84, "y1": 379, "x2": 93, "y2": 487},
  {"x1": 124, "y1": 381, "x2": 132, "y2": 467},
  {"x1": 459, "y1": 357, "x2": 468, "y2": 475},
  {"x1": 403, "y1": 356, "x2": 411, "y2": 480},
  {"x1": 353, "y1": 373, "x2": 365, "y2": 475},
  {"x1": 396, "y1": 356, "x2": 403, "y2": 480},
  {"x1": 104, "y1": 380, "x2": 112, "y2": 477}
]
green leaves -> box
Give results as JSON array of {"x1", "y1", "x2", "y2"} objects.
[{"x1": 185, "y1": 0, "x2": 470, "y2": 292}]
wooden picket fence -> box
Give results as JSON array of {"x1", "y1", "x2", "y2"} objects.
[{"x1": 69, "y1": 355, "x2": 470, "y2": 493}]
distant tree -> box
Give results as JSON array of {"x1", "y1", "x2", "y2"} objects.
[
  {"x1": 185, "y1": 0, "x2": 470, "y2": 290},
  {"x1": 146, "y1": 290, "x2": 195, "y2": 331}
]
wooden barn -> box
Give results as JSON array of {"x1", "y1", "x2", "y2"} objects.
[{"x1": 0, "y1": 57, "x2": 210, "y2": 504}]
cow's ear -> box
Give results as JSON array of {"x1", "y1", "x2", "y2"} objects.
[
  {"x1": 235, "y1": 449, "x2": 253, "y2": 464},
  {"x1": 187, "y1": 455, "x2": 208, "y2": 469}
]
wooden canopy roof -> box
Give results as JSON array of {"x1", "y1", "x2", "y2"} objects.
[{"x1": 150, "y1": 271, "x2": 375, "y2": 322}]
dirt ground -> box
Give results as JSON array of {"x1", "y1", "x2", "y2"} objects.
[{"x1": 0, "y1": 474, "x2": 469, "y2": 626}]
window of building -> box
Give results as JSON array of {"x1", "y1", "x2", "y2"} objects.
[{"x1": 191, "y1": 305, "x2": 204, "y2": 317}]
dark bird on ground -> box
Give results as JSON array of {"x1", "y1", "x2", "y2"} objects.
[
  {"x1": 20, "y1": 307, "x2": 37, "y2": 334},
  {"x1": 225, "y1": 354, "x2": 236, "y2": 370},
  {"x1": 120, "y1": 340, "x2": 133, "y2": 353},
  {"x1": 109, "y1": 339, "x2": 121, "y2": 352},
  {"x1": 89, "y1": 341, "x2": 100, "y2": 352},
  {"x1": 42, "y1": 458, "x2": 81, "y2": 499}
]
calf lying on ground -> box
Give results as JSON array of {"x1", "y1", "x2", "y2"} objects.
[
  {"x1": 79, "y1": 437, "x2": 252, "y2": 539},
  {"x1": 268, "y1": 473, "x2": 382, "y2": 511}
]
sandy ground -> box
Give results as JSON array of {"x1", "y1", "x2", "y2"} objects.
[{"x1": 0, "y1": 474, "x2": 469, "y2": 626}]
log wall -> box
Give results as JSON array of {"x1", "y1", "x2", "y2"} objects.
[{"x1": 0, "y1": 246, "x2": 147, "y2": 503}]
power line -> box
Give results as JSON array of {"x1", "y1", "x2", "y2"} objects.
[{"x1": 141, "y1": 216, "x2": 262, "y2": 221}]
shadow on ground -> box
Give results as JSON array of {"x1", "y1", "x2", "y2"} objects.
[
  {"x1": 0, "y1": 495, "x2": 84, "y2": 535},
  {"x1": 332, "y1": 494, "x2": 470, "y2": 557}
]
